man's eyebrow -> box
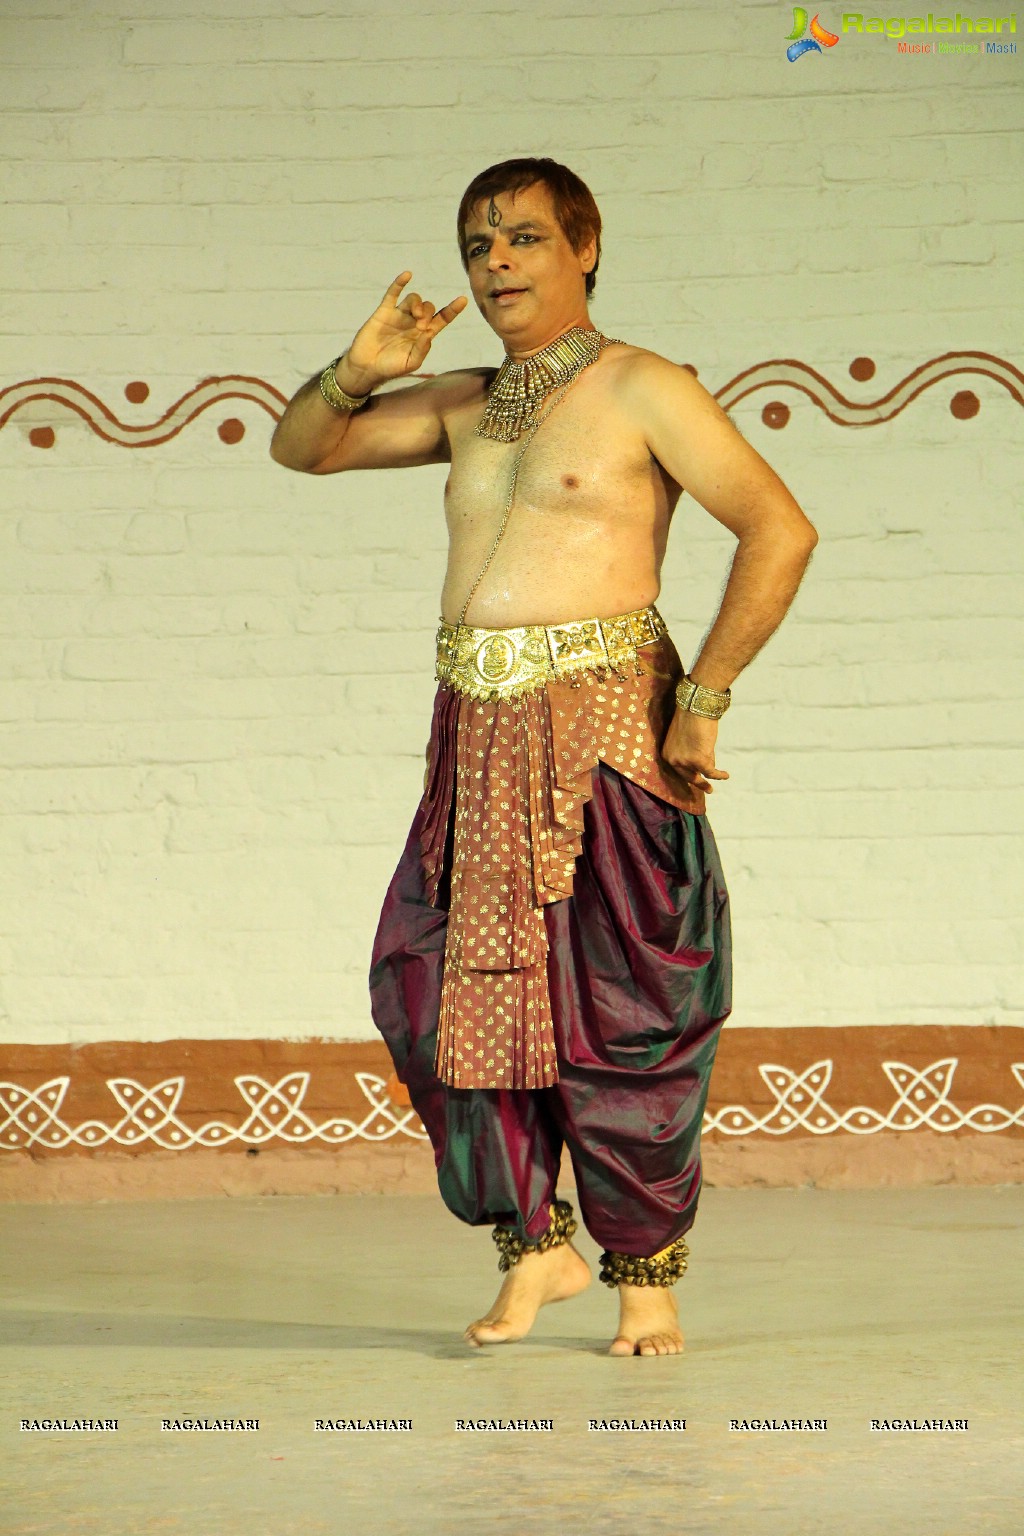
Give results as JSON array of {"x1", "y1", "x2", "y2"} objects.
[{"x1": 464, "y1": 220, "x2": 549, "y2": 243}]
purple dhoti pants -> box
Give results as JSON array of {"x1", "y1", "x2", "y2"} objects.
[{"x1": 369, "y1": 725, "x2": 732, "y2": 1259}]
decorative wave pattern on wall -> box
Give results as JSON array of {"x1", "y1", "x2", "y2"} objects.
[
  {"x1": 2, "y1": 352, "x2": 1021, "y2": 448},
  {"x1": 2, "y1": 1059, "x2": 1021, "y2": 1151},
  {"x1": 719, "y1": 351, "x2": 1024, "y2": 429},
  {"x1": 0, "y1": 374, "x2": 287, "y2": 449}
]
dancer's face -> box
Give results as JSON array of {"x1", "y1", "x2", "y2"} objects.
[{"x1": 462, "y1": 182, "x2": 596, "y2": 356}]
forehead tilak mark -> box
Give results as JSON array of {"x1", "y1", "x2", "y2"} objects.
[{"x1": 487, "y1": 196, "x2": 500, "y2": 227}]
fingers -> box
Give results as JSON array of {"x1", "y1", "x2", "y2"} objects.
[
  {"x1": 380, "y1": 273, "x2": 468, "y2": 335},
  {"x1": 413, "y1": 293, "x2": 468, "y2": 335},
  {"x1": 399, "y1": 292, "x2": 448, "y2": 331},
  {"x1": 666, "y1": 760, "x2": 729, "y2": 780},
  {"x1": 381, "y1": 271, "x2": 413, "y2": 308},
  {"x1": 665, "y1": 759, "x2": 729, "y2": 794},
  {"x1": 399, "y1": 297, "x2": 436, "y2": 329},
  {"x1": 429, "y1": 294, "x2": 469, "y2": 333},
  {"x1": 690, "y1": 777, "x2": 717, "y2": 794}
]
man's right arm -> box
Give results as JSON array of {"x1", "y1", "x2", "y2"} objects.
[
  {"x1": 270, "y1": 363, "x2": 455, "y2": 475},
  {"x1": 268, "y1": 271, "x2": 469, "y2": 476}
]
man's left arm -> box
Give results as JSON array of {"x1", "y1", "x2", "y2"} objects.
[{"x1": 622, "y1": 352, "x2": 819, "y2": 795}]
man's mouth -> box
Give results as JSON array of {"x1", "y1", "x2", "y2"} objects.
[{"x1": 492, "y1": 287, "x2": 527, "y2": 301}]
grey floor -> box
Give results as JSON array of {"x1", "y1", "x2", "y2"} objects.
[{"x1": 1, "y1": 1187, "x2": 1021, "y2": 1536}]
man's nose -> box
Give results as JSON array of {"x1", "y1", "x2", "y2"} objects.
[{"x1": 487, "y1": 242, "x2": 512, "y2": 270}]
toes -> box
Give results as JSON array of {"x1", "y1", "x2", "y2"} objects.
[
  {"x1": 464, "y1": 1321, "x2": 520, "y2": 1346},
  {"x1": 609, "y1": 1333, "x2": 682, "y2": 1357},
  {"x1": 464, "y1": 1319, "x2": 500, "y2": 1346},
  {"x1": 624, "y1": 1333, "x2": 684, "y2": 1356}
]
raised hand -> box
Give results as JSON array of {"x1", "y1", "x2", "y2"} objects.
[{"x1": 340, "y1": 272, "x2": 468, "y2": 394}]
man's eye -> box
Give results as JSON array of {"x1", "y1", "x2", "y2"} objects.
[
  {"x1": 468, "y1": 244, "x2": 487, "y2": 258},
  {"x1": 513, "y1": 234, "x2": 536, "y2": 244}
]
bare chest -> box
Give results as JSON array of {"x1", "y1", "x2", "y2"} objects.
[{"x1": 463, "y1": 430, "x2": 647, "y2": 537}]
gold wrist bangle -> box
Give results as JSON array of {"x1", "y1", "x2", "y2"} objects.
[
  {"x1": 319, "y1": 355, "x2": 372, "y2": 413},
  {"x1": 675, "y1": 673, "x2": 731, "y2": 720}
]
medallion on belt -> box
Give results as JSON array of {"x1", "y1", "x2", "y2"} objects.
[
  {"x1": 521, "y1": 632, "x2": 549, "y2": 666},
  {"x1": 475, "y1": 633, "x2": 518, "y2": 685}
]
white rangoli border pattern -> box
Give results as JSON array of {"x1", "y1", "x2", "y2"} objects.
[
  {"x1": 0, "y1": 1058, "x2": 1022, "y2": 1152},
  {"x1": 0, "y1": 1072, "x2": 428, "y2": 1151},
  {"x1": 704, "y1": 1058, "x2": 1024, "y2": 1136}
]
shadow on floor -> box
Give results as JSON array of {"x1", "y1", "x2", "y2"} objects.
[{"x1": 0, "y1": 1307, "x2": 620, "y2": 1357}]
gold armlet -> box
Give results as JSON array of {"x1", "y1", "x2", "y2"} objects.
[
  {"x1": 675, "y1": 674, "x2": 731, "y2": 720},
  {"x1": 319, "y1": 355, "x2": 371, "y2": 413}
]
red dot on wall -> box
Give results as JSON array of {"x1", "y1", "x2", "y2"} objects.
[
  {"x1": 218, "y1": 418, "x2": 245, "y2": 444},
  {"x1": 950, "y1": 390, "x2": 979, "y2": 420},
  {"x1": 125, "y1": 380, "x2": 150, "y2": 403},
  {"x1": 761, "y1": 402, "x2": 790, "y2": 430},
  {"x1": 849, "y1": 357, "x2": 875, "y2": 382},
  {"x1": 29, "y1": 426, "x2": 56, "y2": 449}
]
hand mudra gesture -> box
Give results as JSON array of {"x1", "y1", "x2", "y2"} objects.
[{"x1": 345, "y1": 272, "x2": 468, "y2": 389}]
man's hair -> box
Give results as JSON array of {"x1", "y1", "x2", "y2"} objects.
[{"x1": 457, "y1": 157, "x2": 602, "y2": 299}]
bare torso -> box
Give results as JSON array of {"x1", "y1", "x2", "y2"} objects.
[{"x1": 438, "y1": 343, "x2": 682, "y2": 627}]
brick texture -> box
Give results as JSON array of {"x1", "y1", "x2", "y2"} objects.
[{"x1": 0, "y1": 2, "x2": 1021, "y2": 1047}]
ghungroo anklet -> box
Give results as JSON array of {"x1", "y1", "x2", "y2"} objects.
[
  {"x1": 598, "y1": 1235, "x2": 690, "y2": 1288},
  {"x1": 492, "y1": 1199, "x2": 578, "y2": 1272}
]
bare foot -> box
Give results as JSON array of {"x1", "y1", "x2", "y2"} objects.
[
  {"x1": 464, "y1": 1243, "x2": 592, "y2": 1347},
  {"x1": 608, "y1": 1285, "x2": 685, "y2": 1357}
]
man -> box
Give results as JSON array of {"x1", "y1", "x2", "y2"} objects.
[{"x1": 270, "y1": 157, "x2": 817, "y2": 1357}]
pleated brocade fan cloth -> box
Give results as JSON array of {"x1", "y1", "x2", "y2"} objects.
[{"x1": 417, "y1": 634, "x2": 704, "y2": 1090}]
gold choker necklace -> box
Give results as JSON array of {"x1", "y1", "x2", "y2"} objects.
[{"x1": 476, "y1": 326, "x2": 617, "y2": 442}]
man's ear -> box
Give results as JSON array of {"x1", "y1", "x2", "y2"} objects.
[{"x1": 579, "y1": 237, "x2": 597, "y2": 275}]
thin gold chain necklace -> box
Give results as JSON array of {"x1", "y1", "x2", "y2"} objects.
[
  {"x1": 475, "y1": 325, "x2": 618, "y2": 443},
  {"x1": 459, "y1": 331, "x2": 618, "y2": 625}
]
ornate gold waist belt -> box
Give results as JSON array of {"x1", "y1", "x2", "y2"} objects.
[{"x1": 435, "y1": 603, "x2": 667, "y2": 702}]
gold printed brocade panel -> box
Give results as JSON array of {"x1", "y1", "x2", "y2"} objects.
[{"x1": 422, "y1": 635, "x2": 704, "y2": 1090}]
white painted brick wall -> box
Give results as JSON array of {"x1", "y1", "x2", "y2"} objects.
[{"x1": 1, "y1": 0, "x2": 1021, "y2": 1043}]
